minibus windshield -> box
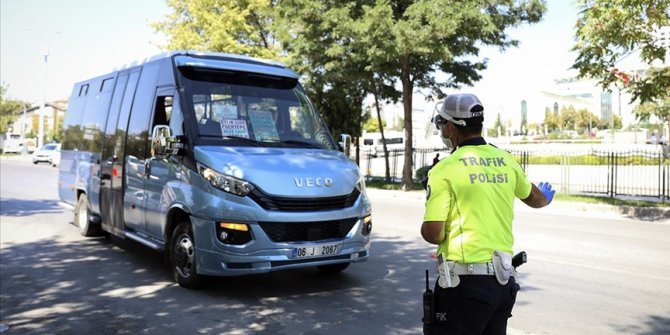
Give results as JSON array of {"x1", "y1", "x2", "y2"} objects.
[{"x1": 179, "y1": 67, "x2": 337, "y2": 150}]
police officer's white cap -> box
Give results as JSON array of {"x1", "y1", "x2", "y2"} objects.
[{"x1": 438, "y1": 93, "x2": 484, "y2": 126}]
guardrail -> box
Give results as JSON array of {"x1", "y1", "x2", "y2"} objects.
[{"x1": 359, "y1": 145, "x2": 670, "y2": 202}]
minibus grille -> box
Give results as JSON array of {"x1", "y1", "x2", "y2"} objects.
[
  {"x1": 249, "y1": 188, "x2": 360, "y2": 212},
  {"x1": 258, "y1": 218, "x2": 358, "y2": 242}
]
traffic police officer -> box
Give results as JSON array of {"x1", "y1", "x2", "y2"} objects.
[{"x1": 421, "y1": 93, "x2": 555, "y2": 335}]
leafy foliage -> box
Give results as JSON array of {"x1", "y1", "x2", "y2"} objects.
[
  {"x1": 278, "y1": 0, "x2": 546, "y2": 189},
  {"x1": 152, "y1": 0, "x2": 281, "y2": 60},
  {"x1": 543, "y1": 105, "x2": 614, "y2": 133},
  {"x1": 0, "y1": 83, "x2": 31, "y2": 135},
  {"x1": 364, "y1": 117, "x2": 386, "y2": 132},
  {"x1": 155, "y1": 0, "x2": 547, "y2": 190},
  {"x1": 572, "y1": 0, "x2": 670, "y2": 114}
]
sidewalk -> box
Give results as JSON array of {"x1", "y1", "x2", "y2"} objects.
[
  {"x1": 365, "y1": 188, "x2": 670, "y2": 222},
  {"x1": 0, "y1": 154, "x2": 32, "y2": 161}
]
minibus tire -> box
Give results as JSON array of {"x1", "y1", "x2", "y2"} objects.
[
  {"x1": 74, "y1": 193, "x2": 101, "y2": 237},
  {"x1": 169, "y1": 221, "x2": 204, "y2": 289},
  {"x1": 317, "y1": 263, "x2": 350, "y2": 274}
]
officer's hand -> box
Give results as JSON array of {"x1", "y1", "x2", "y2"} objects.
[{"x1": 538, "y1": 181, "x2": 555, "y2": 204}]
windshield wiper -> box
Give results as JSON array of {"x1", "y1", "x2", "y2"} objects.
[
  {"x1": 223, "y1": 136, "x2": 269, "y2": 147},
  {"x1": 199, "y1": 134, "x2": 267, "y2": 147},
  {"x1": 279, "y1": 140, "x2": 322, "y2": 149}
]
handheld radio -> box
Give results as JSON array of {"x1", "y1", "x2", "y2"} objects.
[
  {"x1": 512, "y1": 251, "x2": 527, "y2": 268},
  {"x1": 422, "y1": 269, "x2": 435, "y2": 325}
]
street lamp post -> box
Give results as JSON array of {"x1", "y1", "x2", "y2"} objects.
[
  {"x1": 38, "y1": 51, "x2": 49, "y2": 149},
  {"x1": 37, "y1": 30, "x2": 60, "y2": 149}
]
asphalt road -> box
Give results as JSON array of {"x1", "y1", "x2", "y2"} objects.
[{"x1": 1, "y1": 157, "x2": 669, "y2": 334}]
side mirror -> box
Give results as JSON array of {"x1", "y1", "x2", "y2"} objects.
[
  {"x1": 338, "y1": 134, "x2": 352, "y2": 157},
  {"x1": 151, "y1": 125, "x2": 182, "y2": 157}
]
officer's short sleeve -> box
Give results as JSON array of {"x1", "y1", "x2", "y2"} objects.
[
  {"x1": 423, "y1": 168, "x2": 452, "y2": 222},
  {"x1": 512, "y1": 158, "x2": 532, "y2": 199}
]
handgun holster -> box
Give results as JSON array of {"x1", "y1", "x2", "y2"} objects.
[{"x1": 492, "y1": 251, "x2": 513, "y2": 285}]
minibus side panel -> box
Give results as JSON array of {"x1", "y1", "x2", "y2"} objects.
[
  {"x1": 99, "y1": 69, "x2": 141, "y2": 235},
  {"x1": 83, "y1": 76, "x2": 115, "y2": 214},
  {"x1": 122, "y1": 61, "x2": 161, "y2": 233},
  {"x1": 58, "y1": 85, "x2": 88, "y2": 205}
]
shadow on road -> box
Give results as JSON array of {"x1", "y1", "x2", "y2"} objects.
[
  {"x1": 0, "y1": 198, "x2": 62, "y2": 217},
  {"x1": 613, "y1": 314, "x2": 670, "y2": 335},
  {"x1": 0, "y1": 232, "x2": 431, "y2": 335}
]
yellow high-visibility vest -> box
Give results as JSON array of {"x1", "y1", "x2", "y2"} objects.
[{"x1": 424, "y1": 140, "x2": 532, "y2": 263}]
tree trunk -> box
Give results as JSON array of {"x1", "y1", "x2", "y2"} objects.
[
  {"x1": 400, "y1": 54, "x2": 414, "y2": 190},
  {"x1": 371, "y1": 78, "x2": 391, "y2": 182}
]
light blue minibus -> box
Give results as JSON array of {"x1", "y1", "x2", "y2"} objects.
[{"x1": 58, "y1": 51, "x2": 371, "y2": 288}]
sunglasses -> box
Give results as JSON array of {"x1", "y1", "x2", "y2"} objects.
[{"x1": 432, "y1": 115, "x2": 448, "y2": 130}]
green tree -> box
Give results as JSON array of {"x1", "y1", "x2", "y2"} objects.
[
  {"x1": 155, "y1": 0, "x2": 371, "y2": 164},
  {"x1": 635, "y1": 95, "x2": 670, "y2": 127},
  {"x1": 0, "y1": 83, "x2": 31, "y2": 135},
  {"x1": 573, "y1": 107, "x2": 598, "y2": 135},
  {"x1": 572, "y1": 0, "x2": 670, "y2": 129},
  {"x1": 152, "y1": 0, "x2": 281, "y2": 60},
  {"x1": 363, "y1": 117, "x2": 387, "y2": 132},
  {"x1": 544, "y1": 109, "x2": 560, "y2": 133},
  {"x1": 596, "y1": 114, "x2": 622, "y2": 130},
  {"x1": 280, "y1": 0, "x2": 545, "y2": 190},
  {"x1": 155, "y1": 1, "x2": 546, "y2": 189},
  {"x1": 559, "y1": 105, "x2": 578, "y2": 131},
  {"x1": 276, "y1": 1, "x2": 400, "y2": 181}
]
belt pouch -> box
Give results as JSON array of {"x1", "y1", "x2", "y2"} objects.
[
  {"x1": 492, "y1": 250, "x2": 513, "y2": 285},
  {"x1": 437, "y1": 253, "x2": 460, "y2": 288}
]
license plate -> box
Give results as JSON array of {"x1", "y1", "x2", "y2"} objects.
[{"x1": 292, "y1": 243, "x2": 341, "y2": 259}]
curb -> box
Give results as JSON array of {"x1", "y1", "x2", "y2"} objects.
[
  {"x1": 618, "y1": 205, "x2": 670, "y2": 220},
  {"x1": 365, "y1": 188, "x2": 670, "y2": 222}
]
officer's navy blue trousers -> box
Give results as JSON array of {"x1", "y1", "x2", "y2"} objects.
[{"x1": 424, "y1": 275, "x2": 520, "y2": 335}]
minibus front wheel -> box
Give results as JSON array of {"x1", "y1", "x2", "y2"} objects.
[
  {"x1": 169, "y1": 221, "x2": 204, "y2": 289},
  {"x1": 74, "y1": 193, "x2": 101, "y2": 237}
]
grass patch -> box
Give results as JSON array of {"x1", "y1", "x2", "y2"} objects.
[
  {"x1": 365, "y1": 179, "x2": 669, "y2": 208},
  {"x1": 518, "y1": 154, "x2": 664, "y2": 165}
]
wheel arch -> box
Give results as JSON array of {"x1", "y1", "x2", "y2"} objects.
[
  {"x1": 165, "y1": 205, "x2": 191, "y2": 243},
  {"x1": 76, "y1": 188, "x2": 86, "y2": 201}
]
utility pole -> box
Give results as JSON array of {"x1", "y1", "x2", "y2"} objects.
[
  {"x1": 22, "y1": 105, "x2": 26, "y2": 139},
  {"x1": 38, "y1": 50, "x2": 49, "y2": 149},
  {"x1": 38, "y1": 31, "x2": 60, "y2": 149}
]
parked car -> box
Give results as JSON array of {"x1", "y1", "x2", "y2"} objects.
[
  {"x1": 32, "y1": 143, "x2": 61, "y2": 166},
  {"x1": 3, "y1": 138, "x2": 36, "y2": 154}
]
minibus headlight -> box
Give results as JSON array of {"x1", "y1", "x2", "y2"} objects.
[
  {"x1": 197, "y1": 163, "x2": 254, "y2": 196},
  {"x1": 355, "y1": 176, "x2": 367, "y2": 196}
]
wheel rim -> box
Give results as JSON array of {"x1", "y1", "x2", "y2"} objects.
[
  {"x1": 174, "y1": 234, "x2": 195, "y2": 278},
  {"x1": 77, "y1": 201, "x2": 87, "y2": 230}
]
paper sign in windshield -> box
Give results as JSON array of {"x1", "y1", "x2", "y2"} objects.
[
  {"x1": 220, "y1": 119, "x2": 250, "y2": 138},
  {"x1": 213, "y1": 102, "x2": 238, "y2": 119},
  {"x1": 249, "y1": 110, "x2": 279, "y2": 141}
]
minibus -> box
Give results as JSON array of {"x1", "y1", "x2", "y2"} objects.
[{"x1": 58, "y1": 51, "x2": 371, "y2": 288}]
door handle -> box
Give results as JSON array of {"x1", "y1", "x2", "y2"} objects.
[{"x1": 144, "y1": 159, "x2": 152, "y2": 179}]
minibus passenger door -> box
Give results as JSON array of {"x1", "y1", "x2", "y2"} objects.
[
  {"x1": 144, "y1": 90, "x2": 179, "y2": 240},
  {"x1": 100, "y1": 69, "x2": 140, "y2": 235}
]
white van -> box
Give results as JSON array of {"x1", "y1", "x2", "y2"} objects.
[{"x1": 361, "y1": 132, "x2": 404, "y2": 157}]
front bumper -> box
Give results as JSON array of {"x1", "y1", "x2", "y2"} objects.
[{"x1": 191, "y1": 215, "x2": 371, "y2": 276}]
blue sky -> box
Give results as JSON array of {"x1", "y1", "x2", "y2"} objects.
[
  {"x1": 0, "y1": 0, "x2": 168, "y2": 103},
  {"x1": 0, "y1": 0, "x2": 580, "y2": 122}
]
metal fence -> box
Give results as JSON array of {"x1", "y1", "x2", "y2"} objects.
[{"x1": 359, "y1": 144, "x2": 670, "y2": 202}]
